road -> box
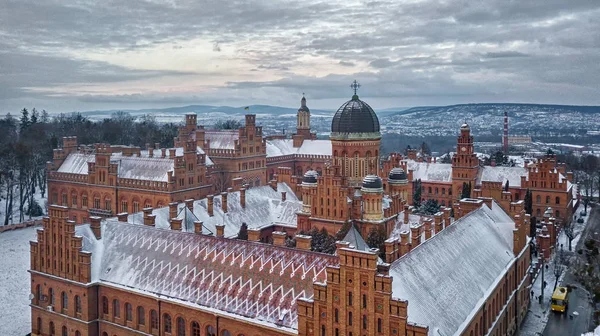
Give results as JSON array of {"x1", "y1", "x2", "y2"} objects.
[{"x1": 543, "y1": 204, "x2": 598, "y2": 336}]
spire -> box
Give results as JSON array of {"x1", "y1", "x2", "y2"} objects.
[
  {"x1": 350, "y1": 80, "x2": 361, "y2": 100},
  {"x1": 301, "y1": 92, "x2": 306, "y2": 107}
]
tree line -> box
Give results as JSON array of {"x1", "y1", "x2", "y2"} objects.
[{"x1": 0, "y1": 109, "x2": 182, "y2": 225}]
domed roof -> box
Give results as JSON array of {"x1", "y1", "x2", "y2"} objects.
[
  {"x1": 361, "y1": 174, "x2": 383, "y2": 191},
  {"x1": 460, "y1": 123, "x2": 470, "y2": 131},
  {"x1": 331, "y1": 96, "x2": 380, "y2": 134},
  {"x1": 302, "y1": 170, "x2": 318, "y2": 184},
  {"x1": 388, "y1": 167, "x2": 408, "y2": 182},
  {"x1": 299, "y1": 95, "x2": 309, "y2": 112}
]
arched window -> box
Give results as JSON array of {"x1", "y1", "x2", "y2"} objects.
[
  {"x1": 37, "y1": 317, "x2": 42, "y2": 333},
  {"x1": 164, "y1": 313, "x2": 172, "y2": 333},
  {"x1": 556, "y1": 210, "x2": 560, "y2": 218},
  {"x1": 442, "y1": 188, "x2": 445, "y2": 195},
  {"x1": 61, "y1": 292, "x2": 68, "y2": 311},
  {"x1": 35, "y1": 284, "x2": 41, "y2": 302},
  {"x1": 75, "y1": 295, "x2": 82, "y2": 314},
  {"x1": 378, "y1": 318, "x2": 382, "y2": 333},
  {"x1": 49, "y1": 322, "x2": 55, "y2": 336},
  {"x1": 222, "y1": 331, "x2": 231, "y2": 336},
  {"x1": 546, "y1": 196, "x2": 550, "y2": 204},
  {"x1": 113, "y1": 299, "x2": 120, "y2": 318},
  {"x1": 102, "y1": 296, "x2": 108, "y2": 314},
  {"x1": 102, "y1": 333, "x2": 108, "y2": 336},
  {"x1": 536, "y1": 208, "x2": 541, "y2": 216},
  {"x1": 125, "y1": 302, "x2": 133, "y2": 321},
  {"x1": 335, "y1": 308, "x2": 339, "y2": 323},
  {"x1": 363, "y1": 315, "x2": 367, "y2": 329},
  {"x1": 428, "y1": 187, "x2": 432, "y2": 194},
  {"x1": 321, "y1": 325, "x2": 326, "y2": 336},
  {"x1": 348, "y1": 311, "x2": 353, "y2": 326},
  {"x1": 348, "y1": 292, "x2": 353, "y2": 305},
  {"x1": 555, "y1": 197, "x2": 560, "y2": 205},
  {"x1": 177, "y1": 316, "x2": 186, "y2": 336},
  {"x1": 536, "y1": 195, "x2": 541, "y2": 203},
  {"x1": 362, "y1": 294, "x2": 367, "y2": 308},
  {"x1": 62, "y1": 325, "x2": 68, "y2": 336},
  {"x1": 137, "y1": 306, "x2": 145, "y2": 325},
  {"x1": 76, "y1": 331, "x2": 81, "y2": 336},
  {"x1": 150, "y1": 310, "x2": 159, "y2": 329},
  {"x1": 49, "y1": 288, "x2": 55, "y2": 305},
  {"x1": 207, "y1": 325, "x2": 216, "y2": 336},
  {"x1": 191, "y1": 321, "x2": 201, "y2": 336}
]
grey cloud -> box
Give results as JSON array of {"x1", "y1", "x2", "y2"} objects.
[{"x1": 2, "y1": 0, "x2": 600, "y2": 110}]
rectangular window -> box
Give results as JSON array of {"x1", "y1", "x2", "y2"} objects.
[
  {"x1": 94, "y1": 198, "x2": 100, "y2": 209},
  {"x1": 82, "y1": 196, "x2": 87, "y2": 207},
  {"x1": 121, "y1": 201, "x2": 128, "y2": 213},
  {"x1": 72, "y1": 196, "x2": 77, "y2": 207}
]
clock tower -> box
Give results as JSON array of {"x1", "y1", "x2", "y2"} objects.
[{"x1": 451, "y1": 123, "x2": 479, "y2": 202}]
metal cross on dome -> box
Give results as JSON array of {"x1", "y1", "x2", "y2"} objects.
[{"x1": 350, "y1": 80, "x2": 361, "y2": 95}]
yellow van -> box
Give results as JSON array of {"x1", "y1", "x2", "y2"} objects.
[{"x1": 550, "y1": 286, "x2": 569, "y2": 313}]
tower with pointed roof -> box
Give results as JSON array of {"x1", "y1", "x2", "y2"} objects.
[
  {"x1": 293, "y1": 94, "x2": 317, "y2": 147},
  {"x1": 452, "y1": 122, "x2": 479, "y2": 202}
]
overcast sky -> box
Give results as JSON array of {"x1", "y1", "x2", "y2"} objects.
[{"x1": 1, "y1": 0, "x2": 600, "y2": 113}]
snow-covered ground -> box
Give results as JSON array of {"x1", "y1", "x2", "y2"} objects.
[
  {"x1": 583, "y1": 325, "x2": 600, "y2": 335},
  {"x1": 0, "y1": 188, "x2": 47, "y2": 226},
  {"x1": 0, "y1": 226, "x2": 38, "y2": 336}
]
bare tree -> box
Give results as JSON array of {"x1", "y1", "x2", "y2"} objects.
[
  {"x1": 564, "y1": 220, "x2": 576, "y2": 252},
  {"x1": 553, "y1": 247, "x2": 567, "y2": 290}
]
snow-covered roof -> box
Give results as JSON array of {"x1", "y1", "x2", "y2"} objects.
[
  {"x1": 78, "y1": 221, "x2": 337, "y2": 329},
  {"x1": 266, "y1": 139, "x2": 332, "y2": 157},
  {"x1": 205, "y1": 130, "x2": 239, "y2": 149},
  {"x1": 342, "y1": 225, "x2": 369, "y2": 251},
  {"x1": 115, "y1": 157, "x2": 173, "y2": 182},
  {"x1": 57, "y1": 146, "x2": 215, "y2": 180},
  {"x1": 110, "y1": 183, "x2": 301, "y2": 238},
  {"x1": 389, "y1": 201, "x2": 515, "y2": 336},
  {"x1": 407, "y1": 161, "x2": 452, "y2": 182},
  {"x1": 477, "y1": 166, "x2": 527, "y2": 187},
  {"x1": 57, "y1": 153, "x2": 94, "y2": 175}
]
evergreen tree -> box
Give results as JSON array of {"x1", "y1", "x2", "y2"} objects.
[
  {"x1": 420, "y1": 142, "x2": 431, "y2": 156},
  {"x1": 366, "y1": 226, "x2": 387, "y2": 258},
  {"x1": 30, "y1": 108, "x2": 39, "y2": 125},
  {"x1": 40, "y1": 110, "x2": 49, "y2": 123},
  {"x1": 237, "y1": 222, "x2": 248, "y2": 240},
  {"x1": 19, "y1": 108, "x2": 30, "y2": 132},
  {"x1": 418, "y1": 199, "x2": 440, "y2": 215},
  {"x1": 413, "y1": 179, "x2": 422, "y2": 207}
]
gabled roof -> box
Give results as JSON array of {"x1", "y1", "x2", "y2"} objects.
[
  {"x1": 57, "y1": 153, "x2": 174, "y2": 182},
  {"x1": 75, "y1": 222, "x2": 337, "y2": 330},
  {"x1": 389, "y1": 201, "x2": 515, "y2": 336},
  {"x1": 477, "y1": 166, "x2": 527, "y2": 187},
  {"x1": 342, "y1": 225, "x2": 369, "y2": 251},
  {"x1": 407, "y1": 161, "x2": 452, "y2": 182},
  {"x1": 266, "y1": 139, "x2": 332, "y2": 157},
  {"x1": 205, "y1": 130, "x2": 239, "y2": 149},
  {"x1": 108, "y1": 183, "x2": 301, "y2": 238}
]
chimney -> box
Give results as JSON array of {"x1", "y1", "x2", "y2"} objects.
[
  {"x1": 240, "y1": 187, "x2": 246, "y2": 208},
  {"x1": 194, "y1": 221, "x2": 203, "y2": 234},
  {"x1": 403, "y1": 204, "x2": 410, "y2": 223},
  {"x1": 185, "y1": 199, "x2": 194, "y2": 212},
  {"x1": 295, "y1": 234, "x2": 312, "y2": 251},
  {"x1": 227, "y1": 187, "x2": 233, "y2": 193},
  {"x1": 281, "y1": 191, "x2": 287, "y2": 202},
  {"x1": 169, "y1": 202, "x2": 178, "y2": 219},
  {"x1": 269, "y1": 179, "x2": 277, "y2": 191},
  {"x1": 117, "y1": 212, "x2": 128, "y2": 222},
  {"x1": 424, "y1": 218, "x2": 433, "y2": 240},
  {"x1": 161, "y1": 148, "x2": 166, "y2": 158},
  {"x1": 215, "y1": 223, "x2": 225, "y2": 237},
  {"x1": 144, "y1": 214, "x2": 156, "y2": 226},
  {"x1": 169, "y1": 148, "x2": 176, "y2": 158},
  {"x1": 170, "y1": 218, "x2": 183, "y2": 231},
  {"x1": 220, "y1": 192, "x2": 228, "y2": 213},
  {"x1": 90, "y1": 216, "x2": 102, "y2": 239},
  {"x1": 272, "y1": 231, "x2": 286, "y2": 246},
  {"x1": 155, "y1": 142, "x2": 160, "y2": 150},
  {"x1": 207, "y1": 195, "x2": 214, "y2": 216},
  {"x1": 399, "y1": 231, "x2": 410, "y2": 256},
  {"x1": 411, "y1": 224, "x2": 420, "y2": 248},
  {"x1": 434, "y1": 212, "x2": 443, "y2": 233},
  {"x1": 248, "y1": 228, "x2": 261, "y2": 242},
  {"x1": 148, "y1": 146, "x2": 154, "y2": 158}
]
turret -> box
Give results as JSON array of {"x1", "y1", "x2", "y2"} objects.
[{"x1": 361, "y1": 175, "x2": 384, "y2": 221}]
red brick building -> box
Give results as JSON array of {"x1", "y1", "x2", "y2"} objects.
[{"x1": 47, "y1": 135, "x2": 213, "y2": 224}]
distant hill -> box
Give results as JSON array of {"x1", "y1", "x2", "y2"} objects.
[
  {"x1": 75, "y1": 104, "x2": 334, "y2": 119},
  {"x1": 388, "y1": 103, "x2": 600, "y2": 118}
]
